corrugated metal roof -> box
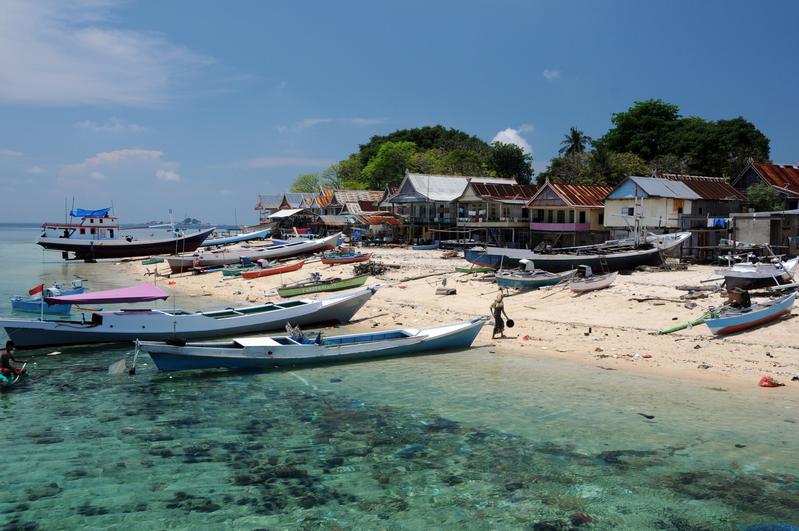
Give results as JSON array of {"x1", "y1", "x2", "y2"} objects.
[
  {"x1": 393, "y1": 173, "x2": 517, "y2": 202},
  {"x1": 357, "y1": 214, "x2": 401, "y2": 225},
  {"x1": 470, "y1": 183, "x2": 538, "y2": 201},
  {"x1": 552, "y1": 183, "x2": 614, "y2": 207},
  {"x1": 283, "y1": 193, "x2": 316, "y2": 208},
  {"x1": 753, "y1": 163, "x2": 799, "y2": 198},
  {"x1": 316, "y1": 215, "x2": 354, "y2": 226},
  {"x1": 655, "y1": 171, "x2": 746, "y2": 201},
  {"x1": 254, "y1": 194, "x2": 284, "y2": 210},
  {"x1": 268, "y1": 208, "x2": 307, "y2": 219},
  {"x1": 624, "y1": 177, "x2": 701, "y2": 199}
]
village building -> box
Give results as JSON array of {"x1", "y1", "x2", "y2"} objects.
[
  {"x1": 254, "y1": 194, "x2": 285, "y2": 224},
  {"x1": 454, "y1": 181, "x2": 537, "y2": 246},
  {"x1": 526, "y1": 181, "x2": 613, "y2": 247},
  {"x1": 316, "y1": 190, "x2": 385, "y2": 216},
  {"x1": 731, "y1": 161, "x2": 799, "y2": 210}
]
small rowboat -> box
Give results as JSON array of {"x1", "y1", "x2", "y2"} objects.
[
  {"x1": 142, "y1": 257, "x2": 165, "y2": 265},
  {"x1": 321, "y1": 252, "x2": 371, "y2": 265},
  {"x1": 705, "y1": 292, "x2": 795, "y2": 335},
  {"x1": 570, "y1": 271, "x2": 618, "y2": 293},
  {"x1": 10, "y1": 281, "x2": 85, "y2": 315},
  {"x1": 138, "y1": 317, "x2": 488, "y2": 372},
  {"x1": 495, "y1": 268, "x2": 576, "y2": 290},
  {"x1": 0, "y1": 364, "x2": 27, "y2": 388},
  {"x1": 412, "y1": 243, "x2": 439, "y2": 251},
  {"x1": 278, "y1": 273, "x2": 369, "y2": 298},
  {"x1": 241, "y1": 260, "x2": 305, "y2": 280},
  {"x1": 455, "y1": 266, "x2": 494, "y2": 274}
]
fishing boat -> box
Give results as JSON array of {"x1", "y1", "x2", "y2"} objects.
[
  {"x1": 37, "y1": 208, "x2": 214, "y2": 260},
  {"x1": 138, "y1": 316, "x2": 488, "y2": 372},
  {"x1": 278, "y1": 273, "x2": 369, "y2": 298},
  {"x1": 241, "y1": 260, "x2": 305, "y2": 280},
  {"x1": 464, "y1": 232, "x2": 691, "y2": 272},
  {"x1": 10, "y1": 281, "x2": 85, "y2": 315},
  {"x1": 705, "y1": 292, "x2": 795, "y2": 335},
  {"x1": 412, "y1": 242, "x2": 439, "y2": 251},
  {"x1": 165, "y1": 232, "x2": 340, "y2": 273},
  {"x1": 141, "y1": 257, "x2": 165, "y2": 266},
  {"x1": 321, "y1": 252, "x2": 371, "y2": 265},
  {"x1": 495, "y1": 266, "x2": 576, "y2": 290},
  {"x1": 715, "y1": 257, "x2": 799, "y2": 292},
  {"x1": 569, "y1": 269, "x2": 618, "y2": 293},
  {"x1": 199, "y1": 228, "x2": 271, "y2": 248},
  {"x1": 455, "y1": 266, "x2": 495, "y2": 274},
  {"x1": 0, "y1": 284, "x2": 377, "y2": 349}
]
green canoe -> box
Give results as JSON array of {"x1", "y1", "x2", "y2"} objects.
[
  {"x1": 278, "y1": 274, "x2": 369, "y2": 298},
  {"x1": 455, "y1": 266, "x2": 495, "y2": 273},
  {"x1": 142, "y1": 257, "x2": 165, "y2": 265}
]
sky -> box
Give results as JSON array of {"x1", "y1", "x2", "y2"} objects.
[{"x1": 1, "y1": 0, "x2": 798, "y2": 224}]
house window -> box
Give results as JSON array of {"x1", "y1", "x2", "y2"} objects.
[
  {"x1": 579, "y1": 211, "x2": 586, "y2": 224},
  {"x1": 599, "y1": 213, "x2": 604, "y2": 225},
  {"x1": 568, "y1": 210, "x2": 575, "y2": 223},
  {"x1": 90, "y1": 228, "x2": 96, "y2": 235},
  {"x1": 556, "y1": 210, "x2": 565, "y2": 223},
  {"x1": 546, "y1": 210, "x2": 554, "y2": 223},
  {"x1": 110, "y1": 229, "x2": 114, "y2": 238},
  {"x1": 698, "y1": 207, "x2": 703, "y2": 214},
  {"x1": 624, "y1": 207, "x2": 634, "y2": 216},
  {"x1": 677, "y1": 207, "x2": 684, "y2": 214}
]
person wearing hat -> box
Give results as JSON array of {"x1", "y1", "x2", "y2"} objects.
[{"x1": 490, "y1": 291, "x2": 509, "y2": 339}]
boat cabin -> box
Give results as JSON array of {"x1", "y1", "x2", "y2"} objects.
[{"x1": 41, "y1": 208, "x2": 121, "y2": 241}]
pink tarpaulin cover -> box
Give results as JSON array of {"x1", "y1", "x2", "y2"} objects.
[{"x1": 44, "y1": 283, "x2": 169, "y2": 305}]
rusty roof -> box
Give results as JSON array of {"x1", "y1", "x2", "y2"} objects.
[
  {"x1": 357, "y1": 214, "x2": 401, "y2": 225},
  {"x1": 655, "y1": 171, "x2": 746, "y2": 201},
  {"x1": 470, "y1": 183, "x2": 538, "y2": 200},
  {"x1": 752, "y1": 163, "x2": 799, "y2": 197},
  {"x1": 541, "y1": 183, "x2": 613, "y2": 207}
]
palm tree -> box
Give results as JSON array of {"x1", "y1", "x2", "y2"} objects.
[{"x1": 559, "y1": 127, "x2": 592, "y2": 157}]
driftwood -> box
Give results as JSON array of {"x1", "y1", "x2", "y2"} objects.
[
  {"x1": 675, "y1": 285, "x2": 719, "y2": 292},
  {"x1": 399, "y1": 271, "x2": 451, "y2": 283},
  {"x1": 436, "y1": 288, "x2": 457, "y2": 296}
]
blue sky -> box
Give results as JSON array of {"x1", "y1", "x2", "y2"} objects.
[{"x1": 1, "y1": 0, "x2": 797, "y2": 223}]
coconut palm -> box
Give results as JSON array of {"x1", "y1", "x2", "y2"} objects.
[{"x1": 559, "y1": 127, "x2": 592, "y2": 156}]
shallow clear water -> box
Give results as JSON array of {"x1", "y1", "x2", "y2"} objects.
[{"x1": 1, "y1": 228, "x2": 797, "y2": 530}]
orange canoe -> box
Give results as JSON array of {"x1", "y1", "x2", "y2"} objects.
[
  {"x1": 320, "y1": 253, "x2": 372, "y2": 265},
  {"x1": 241, "y1": 260, "x2": 305, "y2": 279}
]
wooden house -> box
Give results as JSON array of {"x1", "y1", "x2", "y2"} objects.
[
  {"x1": 731, "y1": 161, "x2": 799, "y2": 210},
  {"x1": 454, "y1": 182, "x2": 537, "y2": 246},
  {"x1": 527, "y1": 181, "x2": 613, "y2": 247}
]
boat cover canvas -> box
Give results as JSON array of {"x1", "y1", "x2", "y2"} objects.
[
  {"x1": 44, "y1": 283, "x2": 169, "y2": 304},
  {"x1": 70, "y1": 208, "x2": 111, "y2": 218}
]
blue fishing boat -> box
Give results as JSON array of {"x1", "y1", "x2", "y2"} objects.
[
  {"x1": 137, "y1": 316, "x2": 488, "y2": 372},
  {"x1": 412, "y1": 242, "x2": 439, "y2": 251},
  {"x1": 10, "y1": 281, "x2": 85, "y2": 315},
  {"x1": 705, "y1": 292, "x2": 795, "y2": 335},
  {"x1": 495, "y1": 260, "x2": 576, "y2": 290}
]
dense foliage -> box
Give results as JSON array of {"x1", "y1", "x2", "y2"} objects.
[{"x1": 747, "y1": 182, "x2": 784, "y2": 212}]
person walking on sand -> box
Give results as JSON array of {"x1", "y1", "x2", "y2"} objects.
[{"x1": 490, "y1": 291, "x2": 509, "y2": 339}]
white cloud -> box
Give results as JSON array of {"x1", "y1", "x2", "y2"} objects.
[
  {"x1": 278, "y1": 117, "x2": 385, "y2": 134},
  {"x1": 518, "y1": 123, "x2": 534, "y2": 133},
  {"x1": 0, "y1": 0, "x2": 211, "y2": 106},
  {"x1": 25, "y1": 166, "x2": 45, "y2": 174},
  {"x1": 543, "y1": 69, "x2": 560, "y2": 81},
  {"x1": 75, "y1": 117, "x2": 148, "y2": 133},
  {"x1": 297, "y1": 118, "x2": 334, "y2": 130},
  {"x1": 89, "y1": 171, "x2": 107, "y2": 181},
  {"x1": 156, "y1": 168, "x2": 180, "y2": 182},
  {"x1": 220, "y1": 157, "x2": 331, "y2": 170},
  {"x1": 348, "y1": 117, "x2": 385, "y2": 126},
  {"x1": 62, "y1": 148, "x2": 162, "y2": 175},
  {"x1": 0, "y1": 149, "x2": 23, "y2": 157},
  {"x1": 492, "y1": 127, "x2": 533, "y2": 155}
]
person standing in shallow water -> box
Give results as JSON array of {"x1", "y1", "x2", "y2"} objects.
[
  {"x1": 490, "y1": 291, "x2": 509, "y2": 339},
  {"x1": 1, "y1": 341, "x2": 27, "y2": 377}
]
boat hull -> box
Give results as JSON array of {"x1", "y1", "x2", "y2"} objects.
[
  {"x1": 320, "y1": 253, "x2": 371, "y2": 265},
  {"x1": 241, "y1": 260, "x2": 305, "y2": 280},
  {"x1": 278, "y1": 274, "x2": 369, "y2": 298},
  {"x1": 0, "y1": 287, "x2": 377, "y2": 349},
  {"x1": 199, "y1": 229, "x2": 270, "y2": 247},
  {"x1": 38, "y1": 228, "x2": 214, "y2": 260},
  {"x1": 495, "y1": 270, "x2": 576, "y2": 289},
  {"x1": 570, "y1": 272, "x2": 618, "y2": 293},
  {"x1": 142, "y1": 317, "x2": 487, "y2": 372},
  {"x1": 705, "y1": 292, "x2": 795, "y2": 335}
]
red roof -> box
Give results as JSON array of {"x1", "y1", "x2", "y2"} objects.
[
  {"x1": 470, "y1": 183, "x2": 537, "y2": 200},
  {"x1": 752, "y1": 163, "x2": 799, "y2": 197},
  {"x1": 549, "y1": 183, "x2": 613, "y2": 207},
  {"x1": 655, "y1": 171, "x2": 746, "y2": 201},
  {"x1": 358, "y1": 214, "x2": 401, "y2": 225}
]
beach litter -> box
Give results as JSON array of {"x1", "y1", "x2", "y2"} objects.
[{"x1": 758, "y1": 375, "x2": 785, "y2": 388}]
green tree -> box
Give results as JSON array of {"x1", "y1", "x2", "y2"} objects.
[
  {"x1": 358, "y1": 125, "x2": 489, "y2": 167},
  {"x1": 488, "y1": 142, "x2": 533, "y2": 184},
  {"x1": 289, "y1": 172, "x2": 321, "y2": 193},
  {"x1": 747, "y1": 182, "x2": 783, "y2": 212},
  {"x1": 408, "y1": 149, "x2": 444, "y2": 174},
  {"x1": 536, "y1": 153, "x2": 591, "y2": 185},
  {"x1": 595, "y1": 99, "x2": 681, "y2": 161},
  {"x1": 558, "y1": 127, "x2": 592, "y2": 157},
  {"x1": 361, "y1": 141, "x2": 417, "y2": 189},
  {"x1": 438, "y1": 149, "x2": 486, "y2": 176}
]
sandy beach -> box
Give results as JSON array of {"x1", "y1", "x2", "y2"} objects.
[{"x1": 115, "y1": 248, "x2": 799, "y2": 394}]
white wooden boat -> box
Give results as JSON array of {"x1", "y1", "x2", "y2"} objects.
[
  {"x1": 570, "y1": 271, "x2": 618, "y2": 293},
  {"x1": 138, "y1": 317, "x2": 488, "y2": 372},
  {"x1": 0, "y1": 284, "x2": 377, "y2": 349},
  {"x1": 715, "y1": 257, "x2": 799, "y2": 291}
]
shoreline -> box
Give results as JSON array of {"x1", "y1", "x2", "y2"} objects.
[{"x1": 116, "y1": 248, "x2": 799, "y2": 395}]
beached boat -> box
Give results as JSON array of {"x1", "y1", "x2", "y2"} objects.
[
  {"x1": 715, "y1": 257, "x2": 799, "y2": 291},
  {"x1": 464, "y1": 232, "x2": 691, "y2": 272},
  {"x1": 495, "y1": 267, "x2": 576, "y2": 289},
  {"x1": 455, "y1": 266, "x2": 495, "y2": 274},
  {"x1": 705, "y1": 292, "x2": 795, "y2": 335},
  {"x1": 278, "y1": 273, "x2": 369, "y2": 298},
  {"x1": 37, "y1": 208, "x2": 214, "y2": 260},
  {"x1": 165, "y1": 232, "x2": 340, "y2": 273},
  {"x1": 10, "y1": 281, "x2": 85, "y2": 315},
  {"x1": 569, "y1": 271, "x2": 618, "y2": 293},
  {"x1": 138, "y1": 316, "x2": 488, "y2": 372},
  {"x1": 321, "y1": 252, "x2": 371, "y2": 265},
  {"x1": 199, "y1": 228, "x2": 271, "y2": 248},
  {"x1": 0, "y1": 284, "x2": 377, "y2": 349},
  {"x1": 141, "y1": 257, "x2": 165, "y2": 265},
  {"x1": 241, "y1": 260, "x2": 305, "y2": 280},
  {"x1": 412, "y1": 243, "x2": 439, "y2": 251}
]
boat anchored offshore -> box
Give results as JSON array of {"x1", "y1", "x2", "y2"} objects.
[
  {"x1": 0, "y1": 284, "x2": 378, "y2": 349},
  {"x1": 38, "y1": 208, "x2": 214, "y2": 261},
  {"x1": 10, "y1": 280, "x2": 85, "y2": 315},
  {"x1": 138, "y1": 316, "x2": 488, "y2": 372}
]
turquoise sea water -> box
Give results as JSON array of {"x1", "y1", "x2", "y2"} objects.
[{"x1": 1, "y1": 228, "x2": 798, "y2": 530}]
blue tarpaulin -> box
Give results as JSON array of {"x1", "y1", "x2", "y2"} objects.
[{"x1": 70, "y1": 208, "x2": 111, "y2": 218}]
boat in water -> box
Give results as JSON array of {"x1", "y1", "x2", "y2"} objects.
[
  {"x1": 199, "y1": 228, "x2": 271, "y2": 248},
  {"x1": 465, "y1": 232, "x2": 691, "y2": 272},
  {"x1": 495, "y1": 260, "x2": 576, "y2": 289},
  {"x1": 165, "y1": 232, "x2": 341, "y2": 273},
  {"x1": 37, "y1": 208, "x2": 214, "y2": 261},
  {"x1": 10, "y1": 280, "x2": 85, "y2": 315},
  {"x1": 138, "y1": 316, "x2": 488, "y2": 372},
  {"x1": 715, "y1": 257, "x2": 799, "y2": 292},
  {"x1": 705, "y1": 292, "x2": 795, "y2": 335},
  {"x1": 278, "y1": 273, "x2": 369, "y2": 298},
  {"x1": 0, "y1": 283, "x2": 377, "y2": 348}
]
